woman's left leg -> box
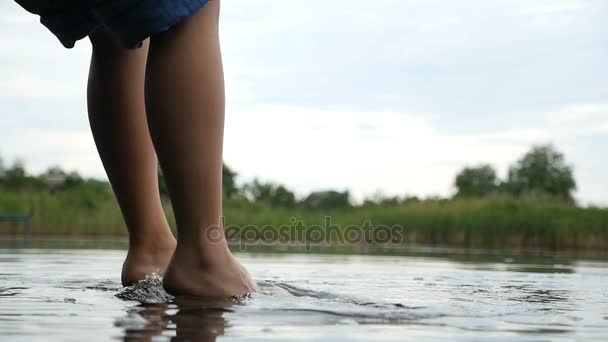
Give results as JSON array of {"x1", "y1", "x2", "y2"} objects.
[{"x1": 144, "y1": 0, "x2": 256, "y2": 297}]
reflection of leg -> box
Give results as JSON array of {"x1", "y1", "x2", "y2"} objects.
[
  {"x1": 173, "y1": 307, "x2": 225, "y2": 342},
  {"x1": 87, "y1": 28, "x2": 176, "y2": 286},
  {"x1": 122, "y1": 305, "x2": 170, "y2": 342},
  {"x1": 121, "y1": 303, "x2": 226, "y2": 342},
  {"x1": 120, "y1": 301, "x2": 230, "y2": 342},
  {"x1": 144, "y1": 0, "x2": 256, "y2": 297}
]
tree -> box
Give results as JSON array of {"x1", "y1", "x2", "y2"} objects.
[
  {"x1": 222, "y1": 164, "x2": 238, "y2": 198},
  {"x1": 0, "y1": 159, "x2": 28, "y2": 190},
  {"x1": 270, "y1": 185, "x2": 296, "y2": 208},
  {"x1": 60, "y1": 171, "x2": 84, "y2": 191},
  {"x1": 506, "y1": 144, "x2": 576, "y2": 202},
  {"x1": 40, "y1": 166, "x2": 68, "y2": 188},
  {"x1": 454, "y1": 164, "x2": 498, "y2": 197},
  {"x1": 242, "y1": 179, "x2": 296, "y2": 208}
]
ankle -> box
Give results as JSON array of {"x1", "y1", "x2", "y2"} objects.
[
  {"x1": 173, "y1": 239, "x2": 231, "y2": 266},
  {"x1": 122, "y1": 231, "x2": 176, "y2": 286},
  {"x1": 175, "y1": 226, "x2": 229, "y2": 249},
  {"x1": 128, "y1": 230, "x2": 176, "y2": 252}
]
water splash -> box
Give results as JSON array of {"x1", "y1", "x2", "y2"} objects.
[{"x1": 115, "y1": 273, "x2": 174, "y2": 304}]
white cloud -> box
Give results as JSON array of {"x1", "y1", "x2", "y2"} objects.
[
  {"x1": 591, "y1": 122, "x2": 608, "y2": 134},
  {"x1": 547, "y1": 103, "x2": 608, "y2": 123},
  {"x1": 224, "y1": 103, "x2": 606, "y2": 203},
  {"x1": 0, "y1": 129, "x2": 104, "y2": 178},
  {"x1": 0, "y1": 72, "x2": 82, "y2": 101},
  {"x1": 519, "y1": 3, "x2": 589, "y2": 16}
]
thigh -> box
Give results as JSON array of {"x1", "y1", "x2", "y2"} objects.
[{"x1": 89, "y1": 26, "x2": 149, "y2": 59}]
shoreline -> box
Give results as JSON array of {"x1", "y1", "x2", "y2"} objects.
[{"x1": 2, "y1": 234, "x2": 606, "y2": 261}]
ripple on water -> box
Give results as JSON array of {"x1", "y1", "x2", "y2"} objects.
[
  {"x1": 85, "y1": 280, "x2": 122, "y2": 292},
  {"x1": 0, "y1": 287, "x2": 27, "y2": 297},
  {"x1": 6, "y1": 251, "x2": 604, "y2": 341},
  {"x1": 114, "y1": 276, "x2": 432, "y2": 324}
]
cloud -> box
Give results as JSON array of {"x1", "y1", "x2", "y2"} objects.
[
  {"x1": 0, "y1": 72, "x2": 82, "y2": 101},
  {"x1": 519, "y1": 3, "x2": 589, "y2": 16},
  {"x1": 0, "y1": 128, "x2": 104, "y2": 177},
  {"x1": 547, "y1": 103, "x2": 608, "y2": 123},
  {"x1": 223, "y1": 103, "x2": 607, "y2": 203},
  {"x1": 219, "y1": 0, "x2": 608, "y2": 139}
]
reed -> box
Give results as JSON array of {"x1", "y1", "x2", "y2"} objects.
[{"x1": 1, "y1": 191, "x2": 606, "y2": 251}]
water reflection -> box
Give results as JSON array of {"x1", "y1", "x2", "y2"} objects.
[
  {"x1": 3, "y1": 249, "x2": 607, "y2": 341},
  {"x1": 121, "y1": 305, "x2": 170, "y2": 341},
  {"x1": 120, "y1": 299, "x2": 231, "y2": 342}
]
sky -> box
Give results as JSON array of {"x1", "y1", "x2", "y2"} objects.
[{"x1": 0, "y1": 0, "x2": 607, "y2": 205}]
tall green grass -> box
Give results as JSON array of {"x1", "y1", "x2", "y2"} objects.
[
  {"x1": 224, "y1": 196, "x2": 608, "y2": 251},
  {"x1": 1, "y1": 191, "x2": 606, "y2": 251}
]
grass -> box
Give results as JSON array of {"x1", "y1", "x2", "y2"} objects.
[{"x1": 1, "y1": 190, "x2": 607, "y2": 252}]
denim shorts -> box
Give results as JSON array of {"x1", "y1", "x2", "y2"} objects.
[{"x1": 15, "y1": 0, "x2": 210, "y2": 48}]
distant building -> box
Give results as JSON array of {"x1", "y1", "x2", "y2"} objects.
[{"x1": 40, "y1": 167, "x2": 67, "y2": 188}]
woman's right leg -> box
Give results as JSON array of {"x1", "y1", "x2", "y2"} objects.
[
  {"x1": 145, "y1": 0, "x2": 256, "y2": 297},
  {"x1": 88, "y1": 28, "x2": 176, "y2": 286}
]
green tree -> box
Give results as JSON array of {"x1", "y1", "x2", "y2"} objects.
[
  {"x1": 40, "y1": 166, "x2": 69, "y2": 190},
  {"x1": 454, "y1": 164, "x2": 498, "y2": 197},
  {"x1": 506, "y1": 144, "x2": 576, "y2": 202},
  {"x1": 270, "y1": 185, "x2": 296, "y2": 208},
  {"x1": 59, "y1": 171, "x2": 85, "y2": 191},
  {"x1": 242, "y1": 179, "x2": 296, "y2": 208},
  {"x1": 0, "y1": 159, "x2": 28, "y2": 190},
  {"x1": 222, "y1": 163, "x2": 238, "y2": 198}
]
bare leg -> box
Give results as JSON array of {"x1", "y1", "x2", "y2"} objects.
[
  {"x1": 145, "y1": 0, "x2": 256, "y2": 297},
  {"x1": 87, "y1": 28, "x2": 176, "y2": 286}
]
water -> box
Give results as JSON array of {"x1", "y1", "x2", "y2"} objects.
[{"x1": 1, "y1": 248, "x2": 607, "y2": 341}]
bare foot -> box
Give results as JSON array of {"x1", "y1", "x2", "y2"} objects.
[
  {"x1": 163, "y1": 245, "x2": 257, "y2": 298},
  {"x1": 121, "y1": 234, "x2": 177, "y2": 286}
]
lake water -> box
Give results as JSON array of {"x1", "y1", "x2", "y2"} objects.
[{"x1": 1, "y1": 247, "x2": 607, "y2": 341}]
